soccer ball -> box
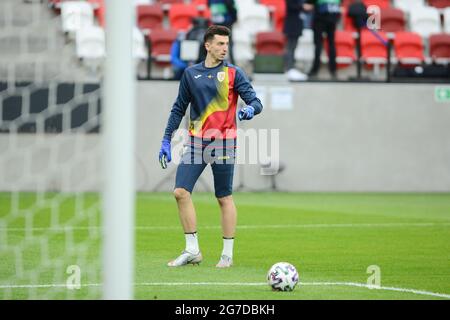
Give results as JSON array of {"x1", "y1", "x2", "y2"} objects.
[{"x1": 267, "y1": 262, "x2": 299, "y2": 292}]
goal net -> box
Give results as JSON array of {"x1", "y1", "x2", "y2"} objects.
[{"x1": 0, "y1": 0, "x2": 135, "y2": 299}]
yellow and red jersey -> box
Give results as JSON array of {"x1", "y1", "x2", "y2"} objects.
[{"x1": 163, "y1": 61, "x2": 263, "y2": 141}]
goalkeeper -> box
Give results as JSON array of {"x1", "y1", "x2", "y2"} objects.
[{"x1": 159, "y1": 25, "x2": 263, "y2": 268}]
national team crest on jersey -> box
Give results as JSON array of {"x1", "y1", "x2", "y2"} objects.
[{"x1": 217, "y1": 71, "x2": 226, "y2": 82}]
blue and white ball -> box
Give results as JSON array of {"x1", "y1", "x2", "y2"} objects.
[{"x1": 267, "y1": 262, "x2": 299, "y2": 292}]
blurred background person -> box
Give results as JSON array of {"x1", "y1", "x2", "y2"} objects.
[
  {"x1": 304, "y1": 0, "x2": 342, "y2": 79},
  {"x1": 171, "y1": 17, "x2": 209, "y2": 80},
  {"x1": 284, "y1": 0, "x2": 308, "y2": 81}
]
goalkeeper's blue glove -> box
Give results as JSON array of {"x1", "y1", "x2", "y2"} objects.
[
  {"x1": 238, "y1": 105, "x2": 255, "y2": 121},
  {"x1": 159, "y1": 138, "x2": 171, "y2": 169}
]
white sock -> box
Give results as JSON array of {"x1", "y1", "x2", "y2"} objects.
[
  {"x1": 185, "y1": 232, "x2": 199, "y2": 254},
  {"x1": 222, "y1": 237, "x2": 234, "y2": 258}
]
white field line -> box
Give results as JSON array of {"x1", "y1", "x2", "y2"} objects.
[
  {"x1": 2, "y1": 222, "x2": 450, "y2": 232},
  {"x1": 0, "y1": 281, "x2": 449, "y2": 299}
]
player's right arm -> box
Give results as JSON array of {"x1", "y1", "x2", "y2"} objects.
[{"x1": 159, "y1": 71, "x2": 191, "y2": 169}]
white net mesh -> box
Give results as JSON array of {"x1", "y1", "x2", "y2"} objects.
[{"x1": 0, "y1": 0, "x2": 105, "y2": 299}]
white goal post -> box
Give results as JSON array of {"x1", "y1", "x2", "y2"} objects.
[{"x1": 102, "y1": 0, "x2": 136, "y2": 300}]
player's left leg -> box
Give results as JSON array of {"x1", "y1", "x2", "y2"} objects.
[
  {"x1": 216, "y1": 195, "x2": 236, "y2": 268},
  {"x1": 211, "y1": 157, "x2": 236, "y2": 268}
]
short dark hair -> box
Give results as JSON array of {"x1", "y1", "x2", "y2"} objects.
[{"x1": 203, "y1": 25, "x2": 231, "y2": 43}]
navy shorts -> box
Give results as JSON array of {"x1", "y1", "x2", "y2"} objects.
[{"x1": 175, "y1": 138, "x2": 236, "y2": 198}]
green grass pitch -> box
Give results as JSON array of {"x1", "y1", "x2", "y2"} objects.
[{"x1": 1, "y1": 192, "x2": 450, "y2": 299}]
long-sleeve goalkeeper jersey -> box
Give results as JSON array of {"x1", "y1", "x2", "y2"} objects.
[{"x1": 163, "y1": 60, "x2": 263, "y2": 142}]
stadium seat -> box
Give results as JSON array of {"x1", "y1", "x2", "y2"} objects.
[
  {"x1": 444, "y1": 7, "x2": 450, "y2": 33},
  {"x1": 409, "y1": 6, "x2": 442, "y2": 38},
  {"x1": 393, "y1": 31, "x2": 424, "y2": 65},
  {"x1": 295, "y1": 29, "x2": 315, "y2": 68},
  {"x1": 360, "y1": 30, "x2": 389, "y2": 72},
  {"x1": 168, "y1": 3, "x2": 199, "y2": 32},
  {"x1": 259, "y1": 0, "x2": 285, "y2": 7},
  {"x1": 61, "y1": 1, "x2": 94, "y2": 35},
  {"x1": 362, "y1": 0, "x2": 390, "y2": 9},
  {"x1": 234, "y1": 3, "x2": 271, "y2": 37},
  {"x1": 156, "y1": 0, "x2": 185, "y2": 12},
  {"x1": 87, "y1": 0, "x2": 105, "y2": 27},
  {"x1": 137, "y1": 4, "x2": 164, "y2": 32},
  {"x1": 259, "y1": 0, "x2": 286, "y2": 31},
  {"x1": 76, "y1": 26, "x2": 105, "y2": 59},
  {"x1": 380, "y1": 7, "x2": 406, "y2": 33},
  {"x1": 133, "y1": 27, "x2": 148, "y2": 60},
  {"x1": 428, "y1": 0, "x2": 450, "y2": 9},
  {"x1": 157, "y1": 0, "x2": 184, "y2": 4},
  {"x1": 393, "y1": 0, "x2": 425, "y2": 14},
  {"x1": 232, "y1": 31, "x2": 255, "y2": 63},
  {"x1": 192, "y1": 0, "x2": 207, "y2": 5},
  {"x1": 255, "y1": 31, "x2": 286, "y2": 55},
  {"x1": 148, "y1": 29, "x2": 178, "y2": 64},
  {"x1": 334, "y1": 30, "x2": 357, "y2": 68},
  {"x1": 429, "y1": 33, "x2": 450, "y2": 64},
  {"x1": 272, "y1": 3, "x2": 287, "y2": 32}
]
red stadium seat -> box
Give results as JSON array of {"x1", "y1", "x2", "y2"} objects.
[
  {"x1": 341, "y1": 0, "x2": 354, "y2": 7},
  {"x1": 393, "y1": 31, "x2": 424, "y2": 65},
  {"x1": 323, "y1": 30, "x2": 356, "y2": 68},
  {"x1": 255, "y1": 31, "x2": 286, "y2": 55},
  {"x1": 429, "y1": 33, "x2": 450, "y2": 64},
  {"x1": 157, "y1": 0, "x2": 184, "y2": 4},
  {"x1": 362, "y1": 0, "x2": 390, "y2": 9},
  {"x1": 273, "y1": 4, "x2": 286, "y2": 32},
  {"x1": 428, "y1": 0, "x2": 450, "y2": 9},
  {"x1": 168, "y1": 3, "x2": 199, "y2": 32},
  {"x1": 380, "y1": 7, "x2": 406, "y2": 33},
  {"x1": 87, "y1": 0, "x2": 105, "y2": 27},
  {"x1": 260, "y1": 0, "x2": 286, "y2": 32},
  {"x1": 137, "y1": 4, "x2": 164, "y2": 32},
  {"x1": 148, "y1": 29, "x2": 178, "y2": 64},
  {"x1": 361, "y1": 30, "x2": 389, "y2": 67},
  {"x1": 192, "y1": 0, "x2": 207, "y2": 4},
  {"x1": 335, "y1": 30, "x2": 357, "y2": 68}
]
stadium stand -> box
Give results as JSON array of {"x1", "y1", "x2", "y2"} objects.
[
  {"x1": 444, "y1": 7, "x2": 450, "y2": 33},
  {"x1": 393, "y1": 0, "x2": 425, "y2": 15},
  {"x1": 428, "y1": 0, "x2": 450, "y2": 9},
  {"x1": 409, "y1": 5, "x2": 442, "y2": 37},
  {"x1": 136, "y1": 4, "x2": 164, "y2": 32},
  {"x1": 60, "y1": 1, "x2": 94, "y2": 35},
  {"x1": 380, "y1": 7, "x2": 406, "y2": 33},
  {"x1": 232, "y1": 30, "x2": 255, "y2": 64},
  {"x1": 363, "y1": 0, "x2": 391, "y2": 9},
  {"x1": 87, "y1": 0, "x2": 105, "y2": 27},
  {"x1": 75, "y1": 25, "x2": 105, "y2": 60},
  {"x1": 256, "y1": 31, "x2": 286, "y2": 55},
  {"x1": 295, "y1": 29, "x2": 316, "y2": 70},
  {"x1": 168, "y1": 3, "x2": 200, "y2": 32},
  {"x1": 334, "y1": 30, "x2": 357, "y2": 68},
  {"x1": 429, "y1": 33, "x2": 450, "y2": 63},
  {"x1": 393, "y1": 31, "x2": 425, "y2": 65},
  {"x1": 148, "y1": 28, "x2": 178, "y2": 63},
  {"x1": 361, "y1": 30, "x2": 389, "y2": 75},
  {"x1": 234, "y1": 2, "x2": 271, "y2": 37},
  {"x1": 14, "y1": 0, "x2": 450, "y2": 81},
  {"x1": 259, "y1": 0, "x2": 286, "y2": 31}
]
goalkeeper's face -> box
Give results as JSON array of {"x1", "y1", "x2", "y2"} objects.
[{"x1": 205, "y1": 35, "x2": 229, "y2": 62}]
